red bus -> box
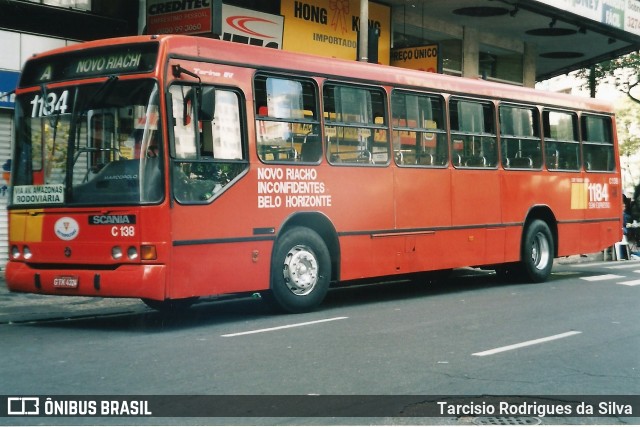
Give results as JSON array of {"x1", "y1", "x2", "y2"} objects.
[{"x1": 6, "y1": 35, "x2": 622, "y2": 313}]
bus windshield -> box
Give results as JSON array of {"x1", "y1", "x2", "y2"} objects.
[{"x1": 11, "y1": 79, "x2": 162, "y2": 207}]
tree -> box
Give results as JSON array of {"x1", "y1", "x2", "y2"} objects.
[
  {"x1": 576, "y1": 51, "x2": 640, "y2": 104},
  {"x1": 617, "y1": 97, "x2": 640, "y2": 194},
  {"x1": 617, "y1": 97, "x2": 640, "y2": 156}
]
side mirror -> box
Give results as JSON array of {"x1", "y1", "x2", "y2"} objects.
[{"x1": 199, "y1": 87, "x2": 215, "y2": 121}]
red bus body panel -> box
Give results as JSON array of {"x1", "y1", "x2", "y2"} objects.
[{"x1": 6, "y1": 35, "x2": 622, "y2": 302}]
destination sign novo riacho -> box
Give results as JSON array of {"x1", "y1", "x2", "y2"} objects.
[{"x1": 20, "y1": 43, "x2": 158, "y2": 87}]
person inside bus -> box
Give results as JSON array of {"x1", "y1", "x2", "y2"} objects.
[
  {"x1": 147, "y1": 141, "x2": 159, "y2": 158},
  {"x1": 141, "y1": 130, "x2": 162, "y2": 202}
]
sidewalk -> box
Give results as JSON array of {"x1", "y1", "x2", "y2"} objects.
[
  {"x1": 0, "y1": 272, "x2": 147, "y2": 324},
  {"x1": 0, "y1": 252, "x2": 609, "y2": 324},
  {"x1": 555, "y1": 252, "x2": 605, "y2": 265}
]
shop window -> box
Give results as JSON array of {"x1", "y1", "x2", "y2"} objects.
[
  {"x1": 27, "y1": 0, "x2": 91, "y2": 11},
  {"x1": 479, "y1": 47, "x2": 523, "y2": 85}
]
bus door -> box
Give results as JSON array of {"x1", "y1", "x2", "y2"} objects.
[{"x1": 166, "y1": 80, "x2": 253, "y2": 298}]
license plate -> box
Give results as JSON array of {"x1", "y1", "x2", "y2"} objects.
[{"x1": 53, "y1": 276, "x2": 79, "y2": 289}]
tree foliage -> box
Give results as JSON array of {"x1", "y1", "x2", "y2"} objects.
[
  {"x1": 576, "y1": 51, "x2": 640, "y2": 104},
  {"x1": 616, "y1": 97, "x2": 640, "y2": 157}
]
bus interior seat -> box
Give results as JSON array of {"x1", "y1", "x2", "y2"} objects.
[
  {"x1": 301, "y1": 135, "x2": 321, "y2": 162},
  {"x1": 507, "y1": 157, "x2": 533, "y2": 168},
  {"x1": 464, "y1": 156, "x2": 487, "y2": 167},
  {"x1": 416, "y1": 153, "x2": 434, "y2": 166}
]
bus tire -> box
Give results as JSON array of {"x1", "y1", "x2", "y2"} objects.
[
  {"x1": 520, "y1": 219, "x2": 554, "y2": 283},
  {"x1": 267, "y1": 227, "x2": 331, "y2": 313}
]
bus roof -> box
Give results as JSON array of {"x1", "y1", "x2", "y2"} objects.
[{"x1": 24, "y1": 34, "x2": 614, "y2": 114}]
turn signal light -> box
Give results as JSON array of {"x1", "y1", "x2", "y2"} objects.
[{"x1": 141, "y1": 245, "x2": 157, "y2": 260}]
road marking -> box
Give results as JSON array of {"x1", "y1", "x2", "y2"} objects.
[
  {"x1": 617, "y1": 278, "x2": 640, "y2": 286},
  {"x1": 472, "y1": 331, "x2": 582, "y2": 357},
  {"x1": 580, "y1": 274, "x2": 624, "y2": 281},
  {"x1": 569, "y1": 260, "x2": 640, "y2": 268},
  {"x1": 569, "y1": 261, "x2": 617, "y2": 268},
  {"x1": 221, "y1": 316, "x2": 349, "y2": 337},
  {"x1": 607, "y1": 262, "x2": 640, "y2": 270}
]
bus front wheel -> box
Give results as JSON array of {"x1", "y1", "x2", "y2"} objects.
[
  {"x1": 266, "y1": 227, "x2": 331, "y2": 313},
  {"x1": 520, "y1": 219, "x2": 554, "y2": 283}
]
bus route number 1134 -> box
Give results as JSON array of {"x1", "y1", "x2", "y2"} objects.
[{"x1": 30, "y1": 90, "x2": 70, "y2": 118}]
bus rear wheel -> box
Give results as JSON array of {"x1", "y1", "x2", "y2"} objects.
[
  {"x1": 266, "y1": 227, "x2": 331, "y2": 313},
  {"x1": 520, "y1": 219, "x2": 554, "y2": 283}
]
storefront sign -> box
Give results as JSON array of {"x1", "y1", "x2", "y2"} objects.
[
  {"x1": 533, "y1": 0, "x2": 639, "y2": 36},
  {"x1": 146, "y1": 0, "x2": 212, "y2": 35},
  {"x1": 217, "y1": 5, "x2": 284, "y2": 49},
  {"x1": 0, "y1": 71, "x2": 19, "y2": 109},
  {"x1": 281, "y1": 0, "x2": 391, "y2": 64},
  {"x1": 390, "y1": 45, "x2": 440, "y2": 73}
]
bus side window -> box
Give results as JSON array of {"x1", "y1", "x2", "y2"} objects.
[
  {"x1": 499, "y1": 105, "x2": 542, "y2": 170},
  {"x1": 254, "y1": 75, "x2": 320, "y2": 163},
  {"x1": 169, "y1": 84, "x2": 247, "y2": 204},
  {"x1": 544, "y1": 110, "x2": 580, "y2": 171},
  {"x1": 582, "y1": 114, "x2": 615, "y2": 172},
  {"x1": 324, "y1": 84, "x2": 389, "y2": 165},
  {"x1": 391, "y1": 90, "x2": 447, "y2": 167},
  {"x1": 450, "y1": 99, "x2": 497, "y2": 168}
]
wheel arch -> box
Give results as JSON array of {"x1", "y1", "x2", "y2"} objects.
[
  {"x1": 276, "y1": 212, "x2": 341, "y2": 282},
  {"x1": 523, "y1": 205, "x2": 558, "y2": 258}
]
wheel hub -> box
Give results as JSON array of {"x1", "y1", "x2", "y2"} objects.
[
  {"x1": 531, "y1": 231, "x2": 551, "y2": 270},
  {"x1": 283, "y1": 245, "x2": 318, "y2": 296}
]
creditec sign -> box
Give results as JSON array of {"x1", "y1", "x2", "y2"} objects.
[
  {"x1": 146, "y1": 1, "x2": 284, "y2": 47},
  {"x1": 146, "y1": 0, "x2": 212, "y2": 35}
]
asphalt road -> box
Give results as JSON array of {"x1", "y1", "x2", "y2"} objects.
[{"x1": 0, "y1": 255, "x2": 638, "y2": 426}]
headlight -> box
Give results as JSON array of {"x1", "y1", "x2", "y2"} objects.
[
  {"x1": 127, "y1": 246, "x2": 139, "y2": 260},
  {"x1": 112, "y1": 246, "x2": 123, "y2": 260},
  {"x1": 11, "y1": 245, "x2": 21, "y2": 259}
]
